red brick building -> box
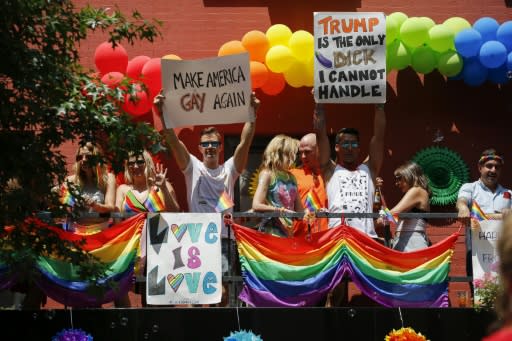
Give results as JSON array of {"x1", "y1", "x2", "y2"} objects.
[{"x1": 71, "y1": 0, "x2": 512, "y2": 305}]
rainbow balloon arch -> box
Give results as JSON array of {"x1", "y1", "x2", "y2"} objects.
[{"x1": 91, "y1": 13, "x2": 512, "y2": 117}]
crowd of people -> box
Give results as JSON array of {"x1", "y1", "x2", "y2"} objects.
[{"x1": 6, "y1": 91, "x2": 510, "y2": 313}]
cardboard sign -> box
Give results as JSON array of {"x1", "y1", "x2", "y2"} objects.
[
  {"x1": 313, "y1": 12, "x2": 386, "y2": 103},
  {"x1": 161, "y1": 53, "x2": 252, "y2": 128},
  {"x1": 146, "y1": 213, "x2": 222, "y2": 305},
  {"x1": 471, "y1": 220, "x2": 501, "y2": 302}
]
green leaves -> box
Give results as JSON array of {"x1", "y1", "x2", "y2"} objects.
[{"x1": 0, "y1": 0, "x2": 163, "y2": 302}]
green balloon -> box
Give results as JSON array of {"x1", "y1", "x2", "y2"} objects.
[
  {"x1": 437, "y1": 50, "x2": 463, "y2": 77},
  {"x1": 388, "y1": 12, "x2": 408, "y2": 28},
  {"x1": 428, "y1": 24, "x2": 454, "y2": 52},
  {"x1": 386, "y1": 16, "x2": 399, "y2": 45},
  {"x1": 387, "y1": 40, "x2": 411, "y2": 70},
  {"x1": 420, "y1": 17, "x2": 436, "y2": 30},
  {"x1": 443, "y1": 17, "x2": 471, "y2": 35},
  {"x1": 400, "y1": 17, "x2": 429, "y2": 48},
  {"x1": 411, "y1": 46, "x2": 437, "y2": 74}
]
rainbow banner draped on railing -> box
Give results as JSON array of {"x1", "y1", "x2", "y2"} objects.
[
  {"x1": 28, "y1": 213, "x2": 145, "y2": 307},
  {"x1": 233, "y1": 223, "x2": 458, "y2": 308}
]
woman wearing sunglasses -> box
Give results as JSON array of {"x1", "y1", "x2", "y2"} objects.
[
  {"x1": 60, "y1": 141, "x2": 117, "y2": 233},
  {"x1": 115, "y1": 150, "x2": 180, "y2": 214},
  {"x1": 115, "y1": 150, "x2": 180, "y2": 307},
  {"x1": 380, "y1": 161, "x2": 431, "y2": 252}
]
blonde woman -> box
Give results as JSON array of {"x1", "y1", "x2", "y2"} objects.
[
  {"x1": 115, "y1": 150, "x2": 180, "y2": 214},
  {"x1": 383, "y1": 161, "x2": 431, "y2": 252},
  {"x1": 252, "y1": 134, "x2": 304, "y2": 237},
  {"x1": 62, "y1": 141, "x2": 116, "y2": 232}
]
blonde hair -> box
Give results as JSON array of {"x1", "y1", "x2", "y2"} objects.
[
  {"x1": 394, "y1": 161, "x2": 431, "y2": 196},
  {"x1": 496, "y1": 214, "x2": 512, "y2": 322},
  {"x1": 260, "y1": 135, "x2": 299, "y2": 174},
  {"x1": 72, "y1": 142, "x2": 108, "y2": 191},
  {"x1": 123, "y1": 150, "x2": 155, "y2": 188}
]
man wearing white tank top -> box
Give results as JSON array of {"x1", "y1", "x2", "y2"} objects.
[{"x1": 315, "y1": 103, "x2": 386, "y2": 237}]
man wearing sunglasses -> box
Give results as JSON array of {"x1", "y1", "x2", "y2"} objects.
[
  {"x1": 154, "y1": 92, "x2": 260, "y2": 305},
  {"x1": 315, "y1": 102, "x2": 386, "y2": 237}
]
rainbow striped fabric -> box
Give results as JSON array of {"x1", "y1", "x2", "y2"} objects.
[
  {"x1": 470, "y1": 201, "x2": 488, "y2": 221},
  {"x1": 59, "y1": 186, "x2": 76, "y2": 207},
  {"x1": 35, "y1": 213, "x2": 145, "y2": 307},
  {"x1": 233, "y1": 223, "x2": 457, "y2": 307},
  {"x1": 304, "y1": 190, "x2": 322, "y2": 212},
  {"x1": 382, "y1": 206, "x2": 398, "y2": 226},
  {"x1": 124, "y1": 188, "x2": 165, "y2": 213},
  {"x1": 216, "y1": 190, "x2": 234, "y2": 212}
]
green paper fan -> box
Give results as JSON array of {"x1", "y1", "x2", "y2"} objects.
[{"x1": 412, "y1": 146, "x2": 469, "y2": 206}]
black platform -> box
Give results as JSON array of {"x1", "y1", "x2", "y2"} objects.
[{"x1": 1, "y1": 307, "x2": 496, "y2": 340}]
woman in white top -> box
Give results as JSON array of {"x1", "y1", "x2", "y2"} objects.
[{"x1": 382, "y1": 161, "x2": 431, "y2": 252}]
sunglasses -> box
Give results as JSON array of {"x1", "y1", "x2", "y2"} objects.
[
  {"x1": 127, "y1": 160, "x2": 146, "y2": 167},
  {"x1": 339, "y1": 142, "x2": 359, "y2": 149},
  {"x1": 199, "y1": 141, "x2": 221, "y2": 148},
  {"x1": 76, "y1": 154, "x2": 91, "y2": 162},
  {"x1": 394, "y1": 175, "x2": 403, "y2": 182}
]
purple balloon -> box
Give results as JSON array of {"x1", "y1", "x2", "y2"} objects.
[
  {"x1": 454, "y1": 28, "x2": 482, "y2": 58},
  {"x1": 497, "y1": 21, "x2": 512, "y2": 51},
  {"x1": 479, "y1": 41, "x2": 507, "y2": 68},
  {"x1": 473, "y1": 17, "x2": 499, "y2": 42}
]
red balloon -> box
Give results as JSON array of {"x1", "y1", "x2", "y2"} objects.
[
  {"x1": 250, "y1": 61, "x2": 269, "y2": 89},
  {"x1": 122, "y1": 84, "x2": 152, "y2": 116},
  {"x1": 126, "y1": 55, "x2": 151, "y2": 81},
  {"x1": 261, "y1": 71, "x2": 285, "y2": 95},
  {"x1": 94, "y1": 42, "x2": 128, "y2": 75},
  {"x1": 101, "y1": 71, "x2": 124, "y2": 89},
  {"x1": 141, "y1": 58, "x2": 162, "y2": 100}
]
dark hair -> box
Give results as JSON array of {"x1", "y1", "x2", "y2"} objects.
[
  {"x1": 200, "y1": 126, "x2": 221, "y2": 141},
  {"x1": 335, "y1": 128, "x2": 359, "y2": 144}
]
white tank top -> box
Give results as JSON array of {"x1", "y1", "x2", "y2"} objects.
[{"x1": 326, "y1": 163, "x2": 377, "y2": 238}]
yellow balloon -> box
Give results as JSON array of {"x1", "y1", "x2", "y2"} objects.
[
  {"x1": 265, "y1": 45, "x2": 295, "y2": 73},
  {"x1": 162, "y1": 54, "x2": 182, "y2": 60},
  {"x1": 304, "y1": 55, "x2": 314, "y2": 87},
  {"x1": 283, "y1": 60, "x2": 308, "y2": 88},
  {"x1": 266, "y1": 24, "x2": 292, "y2": 47},
  {"x1": 289, "y1": 30, "x2": 314, "y2": 62}
]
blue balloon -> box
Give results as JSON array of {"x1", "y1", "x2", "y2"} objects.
[
  {"x1": 462, "y1": 57, "x2": 488, "y2": 86},
  {"x1": 497, "y1": 21, "x2": 512, "y2": 51},
  {"x1": 479, "y1": 41, "x2": 507, "y2": 68},
  {"x1": 473, "y1": 17, "x2": 499, "y2": 42},
  {"x1": 454, "y1": 28, "x2": 482, "y2": 58},
  {"x1": 508, "y1": 51, "x2": 512, "y2": 70},
  {"x1": 487, "y1": 64, "x2": 509, "y2": 84}
]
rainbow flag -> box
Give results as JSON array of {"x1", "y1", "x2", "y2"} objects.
[
  {"x1": 382, "y1": 206, "x2": 398, "y2": 226},
  {"x1": 33, "y1": 213, "x2": 145, "y2": 307},
  {"x1": 233, "y1": 222, "x2": 457, "y2": 307},
  {"x1": 216, "y1": 191, "x2": 234, "y2": 212},
  {"x1": 145, "y1": 188, "x2": 166, "y2": 212},
  {"x1": 471, "y1": 201, "x2": 488, "y2": 221},
  {"x1": 59, "y1": 186, "x2": 75, "y2": 207},
  {"x1": 304, "y1": 190, "x2": 322, "y2": 212}
]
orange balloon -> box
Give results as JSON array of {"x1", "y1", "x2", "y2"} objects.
[
  {"x1": 261, "y1": 71, "x2": 285, "y2": 96},
  {"x1": 162, "y1": 54, "x2": 182, "y2": 60},
  {"x1": 218, "y1": 40, "x2": 247, "y2": 56},
  {"x1": 242, "y1": 30, "x2": 269, "y2": 62},
  {"x1": 250, "y1": 61, "x2": 269, "y2": 89}
]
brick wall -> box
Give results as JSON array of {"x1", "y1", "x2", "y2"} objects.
[{"x1": 71, "y1": 0, "x2": 512, "y2": 305}]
